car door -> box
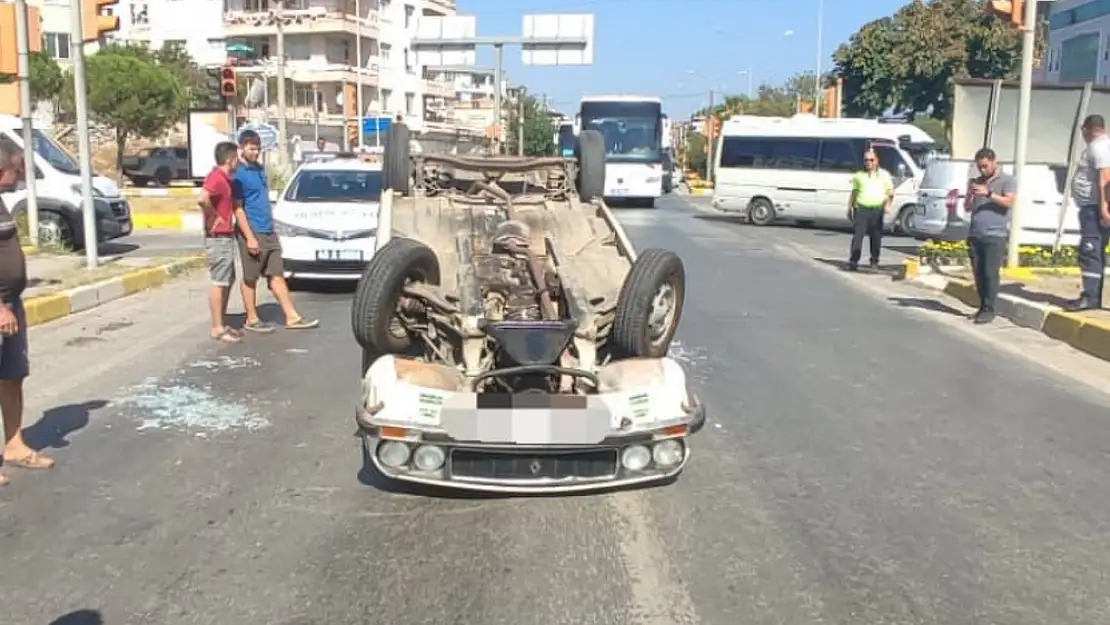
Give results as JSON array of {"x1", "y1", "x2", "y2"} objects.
[
  {"x1": 173, "y1": 148, "x2": 190, "y2": 178},
  {"x1": 765, "y1": 137, "x2": 819, "y2": 220},
  {"x1": 816, "y1": 139, "x2": 863, "y2": 224}
]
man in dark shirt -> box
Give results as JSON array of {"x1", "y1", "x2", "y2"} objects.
[
  {"x1": 0, "y1": 137, "x2": 55, "y2": 486},
  {"x1": 964, "y1": 147, "x2": 1018, "y2": 324},
  {"x1": 198, "y1": 141, "x2": 243, "y2": 343}
]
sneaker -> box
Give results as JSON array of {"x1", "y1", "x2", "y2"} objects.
[
  {"x1": 973, "y1": 311, "x2": 996, "y2": 325},
  {"x1": 1063, "y1": 297, "x2": 1097, "y2": 312}
]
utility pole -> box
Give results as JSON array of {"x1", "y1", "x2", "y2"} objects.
[
  {"x1": 814, "y1": 0, "x2": 824, "y2": 105},
  {"x1": 355, "y1": 0, "x2": 363, "y2": 147},
  {"x1": 706, "y1": 89, "x2": 715, "y2": 181},
  {"x1": 70, "y1": 0, "x2": 97, "y2": 268},
  {"x1": 275, "y1": 0, "x2": 289, "y2": 165},
  {"x1": 1007, "y1": 0, "x2": 1038, "y2": 268},
  {"x1": 517, "y1": 89, "x2": 525, "y2": 155},
  {"x1": 493, "y1": 43, "x2": 503, "y2": 154},
  {"x1": 14, "y1": 0, "x2": 37, "y2": 246}
]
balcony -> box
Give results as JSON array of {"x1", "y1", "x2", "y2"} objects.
[
  {"x1": 423, "y1": 79, "x2": 455, "y2": 98},
  {"x1": 232, "y1": 56, "x2": 382, "y2": 86},
  {"x1": 223, "y1": 7, "x2": 380, "y2": 38},
  {"x1": 423, "y1": 0, "x2": 456, "y2": 16}
]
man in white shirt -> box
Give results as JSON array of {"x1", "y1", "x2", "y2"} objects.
[{"x1": 1067, "y1": 114, "x2": 1110, "y2": 311}]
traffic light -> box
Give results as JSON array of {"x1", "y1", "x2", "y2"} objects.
[
  {"x1": 82, "y1": 0, "x2": 120, "y2": 42},
  {"x1": 220, "y1": 67, "x2": 237, "y2": 99},
  {"x1": 988, "y1": 0, "x2": 1023, "y2": 26},
  {"x1": 1, "y1": 4, "x2": 43, "y2": 75},
  {"x1": 203, "y1": 67, "x2": 224, "y2": 108}
]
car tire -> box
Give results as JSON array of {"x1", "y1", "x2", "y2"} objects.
[
  {"x1": 154, "y1": 167, "x2": 172, "y2": 187},
  {"x1": 575, "y1": 130, "x2": 606, "y2": 202},
  {"x1": 382, "y1": 124, "x2": 412, "y2": 195},
  {"x1": 129, "y1": 176, "x2": 150, "y2": 187},
  {"x1": 351, "y1": 237, "x2": 440, "y2": 353},
  {"x1": 611, "y1": 248, "x2": 686, "y2": 359},
  {"x1": 895, "y1": 205, "x2": 914, "y2": 235},
  {"x1": 748, "y1": 198, "x2": 775, "y2": 226}
]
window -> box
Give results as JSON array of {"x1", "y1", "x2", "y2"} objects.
[
  {"x1": 404, "y1": 5, "x2": 414, "y2": 28},
  {"x1": 818, "y1": 140, "x2": 862, "y2": 172},
  {"x1": 43, "y1": 32, "x2": 70, "y2": 60},
  {"x1": 405, "y1": 93, "x2": 414, "y2": 115},
  {"x1": 381, "y1": 88, "x2": 392, "y2": 111},
  {"x1": 767, "y1": 139, "x2": 819, "y2": 169},
  {"x1": 719, "y1": 137, "x2": 765, "y2": 168},
  {"x1": 286, "y1": 36, "x2": 310, "y2": 61},
  {"x1": 381, "y1": 44, "x2": 391, "y2": 60},
  {"x1": 1061, "y1": 33, "x2": 1099, "y2": 82},
  {"x1": 285, "y1": 170, "x2": 383, "y2": 203},
  {"x1": 869, "y1": 143, "x2": 908, "y2": 178}
]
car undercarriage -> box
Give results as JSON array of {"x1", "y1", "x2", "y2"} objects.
[{"x1": 351, "y1": 126, "x2": 705, "y2": 494}]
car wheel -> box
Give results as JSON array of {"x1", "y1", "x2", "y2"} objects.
[
  {"x1": 351, "y1": 237, "x2": 440, "y2": 353},
  {"x1": 611, "y1": 248, "x2": 686, "y2": 359},
  {"x1": 39, "y1": 211, "x2": 76, "y2": 250},
  {"x1": 382, "y1": 124, "x2": 412, "y2": 194},
  {"x1": 747, "y1": 198, "x2": 775, "y2": 226},
  {"x1": 154, "y1": 167, "x2": 172, "y2": 187},
  {"x1": 575, "y1": 130, "x2": 606, "y2": 202},
  {"x1": 895, "y1": 205, "x2": 914, "y2": 235},
  {"x1": 129, "y1": 176, "x2": 150, "y2": 187}
]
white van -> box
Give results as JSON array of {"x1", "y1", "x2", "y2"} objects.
[
  {"x1": 711, "y1": 114, "x2": 938, "y2": 232},
  {"x1": 0, "y1": 114, "x2": 132, "y2": 250},
  {"x1": 910, "y1": 157, "x2": 1079, "y2": 246}
]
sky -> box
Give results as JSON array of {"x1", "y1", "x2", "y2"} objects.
[{"x1": 455, "y1": 0, "x2": 910, "y2": 119}]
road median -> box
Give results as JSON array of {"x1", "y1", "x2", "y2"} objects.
[
  {"x1": 900, "y1": 259, "x2": 1110, "y2": 364},
  {"x1": 23, "y1": 255, "x2": 205, "y2": 327}
]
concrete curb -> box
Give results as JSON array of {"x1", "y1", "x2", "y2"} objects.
[
  {"x1": 902, "y1": 260, "x2": 1110, "y2": 363},
  {"x1": 23, "y1": 255, "x2": 206, "y2": 327},
  {"x1": 131, "y1": 212, "x2": 205, "y2": 232},
  {"x1": 122, "y1": 187, "x2": 200, "y2": 198}
]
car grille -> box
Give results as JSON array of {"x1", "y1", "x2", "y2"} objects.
[
  {"x1": 109, "y1": 201, "x2": 128, "y2": 218},
  {"x1": 283, "y1": 259, "x2": 367, "y2": 274},
  {"x1": 449, "y1": 448, "x2": 618, "y2": 482}
]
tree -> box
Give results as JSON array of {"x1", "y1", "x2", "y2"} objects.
[
  {"x1": 506, "y1": 93, "x2": 555, "y2": 156},
  {"x1": 153, "y1": 41, "x2": 206, "y2": 107},
  {"x1": 697, "y1": 71, "x2": 839, "y2": 119},
  {"x1": 28, "y1": 53, "x2": 64, "y2": 103},
  {"x1": 685, "y1": 133, "x2": 707, "y2": 177},
  {"x1": 81, "y1": 48, "x2": 186, "y2": 178},
  {"x1": 832, "y1": 0, "x2": 1045, "y2": 120}
]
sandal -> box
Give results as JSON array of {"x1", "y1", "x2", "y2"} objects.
[
  {"x1": 4, "y1": 451, "x2": 55, "y2": 470},
  {"x1": 285, "y1": 317, "x2": 319, "y2": 330},
  {"x1": 242, "y1": 320, "x2": 276, "y2": 334},
  {"x1": 211, "y1": 328, "x2": 243, "y2": 343}
]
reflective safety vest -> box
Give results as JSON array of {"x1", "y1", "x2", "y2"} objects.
[{"x1": 851, "y1": 169, "x2": 894, "y2": 208}]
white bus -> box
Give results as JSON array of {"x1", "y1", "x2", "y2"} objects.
[
  {"x1": 577, "y1": 95, "x2": 668, "y2": 207},
  {"x1": 712, "y1": 114, "x2": 938, "y2": 232}
]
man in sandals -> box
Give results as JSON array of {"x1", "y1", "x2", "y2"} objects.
[
  {"x1": 0, "y1": 138, "x2": 54, "y2": 485},
  {"x1": 232, "y1": 130, "x2": 319, "y2": 332},
  {"x1": 199, "y1": 141, "x2": 244, "y2": 344}
]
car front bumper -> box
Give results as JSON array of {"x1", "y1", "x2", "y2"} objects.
[{"x1": 355, "y1": 401, "x2": 707, "y2": 494}]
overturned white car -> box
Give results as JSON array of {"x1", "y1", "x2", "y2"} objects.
[{"x1": 351, "y1": 125, "x2": 705, "y2": 494}]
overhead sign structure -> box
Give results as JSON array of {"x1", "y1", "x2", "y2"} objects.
[
  {"x1": 521, "y1": 14, "x2": 594, "y2": 66},
  {"x1": 413, "y1": 15, "x2": 478, "y2": 68}
]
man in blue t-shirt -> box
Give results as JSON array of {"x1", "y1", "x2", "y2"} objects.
[{"x1": 232, "y1": 130, "x2": 318, "y2": 332}]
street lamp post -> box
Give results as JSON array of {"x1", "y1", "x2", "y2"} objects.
[{"x1": 815, "y1": 0, "x2": 824, "y2": 103}]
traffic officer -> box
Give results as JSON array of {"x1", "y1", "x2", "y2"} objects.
[
  {"x1": 1066, "y1": 114, "x2": 1110, "y2": 311},
  {"x1": 846, "y1": 149, "x2": 894, "y2": 271}
]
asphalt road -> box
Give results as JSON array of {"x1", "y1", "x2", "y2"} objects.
[{"x1": 6, "y1": 193, "x2": 1110, "y2": 625}]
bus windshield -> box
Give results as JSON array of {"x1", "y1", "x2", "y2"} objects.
[
  {"x1": 580, "y1": 100, "x2": 662, "y2": 163},
  {"x1": 556, "y1": 123, "x2": 576, "y2": 156}
]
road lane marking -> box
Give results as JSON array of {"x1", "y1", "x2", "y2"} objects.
[{"x1": 607, "y1": 490, "x2": 700, "y2": 625}]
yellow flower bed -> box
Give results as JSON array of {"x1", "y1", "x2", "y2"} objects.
[{"x1": 918, "y1": 240, "x2": 1110, "y2": 268}]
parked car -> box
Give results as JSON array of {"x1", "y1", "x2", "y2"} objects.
[
  {"x1": 909, "y1": 156, "x2": 1080, "y2": 246},
  {"x1": 121, "y1": 146, "x2": 191, "y2": 187}
]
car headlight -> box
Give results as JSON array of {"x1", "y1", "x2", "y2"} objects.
[
  {"x1": 274, "y1": 220, "x2": 312, "y2": 237},
  {"x1": 71, "y1": 184, "x2": 103, "y2": 198}
]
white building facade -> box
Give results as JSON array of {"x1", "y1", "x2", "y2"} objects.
[{"x1": 1042, "y1": 0, "x2": 1110, "y2": 84}]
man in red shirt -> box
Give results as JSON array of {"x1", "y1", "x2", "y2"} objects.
[{"x1": 198, "y1": 142, "x2": 243, "y2": 343}]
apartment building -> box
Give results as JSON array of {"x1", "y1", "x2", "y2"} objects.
[
  {"x1": 221, "y1": 0, "x2": 458, "y2": 135},
  {"x1": 1041, "y1": 0, "x2": 1110, "y2": 84},
  {"x1": 423, "y1": 66, "x2": 508, "y2": 132}
]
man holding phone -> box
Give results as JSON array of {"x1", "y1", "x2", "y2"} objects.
[
  {"x1": 0, "y1": 137, "x2": 55, "y2": 486},
  {"x1": 964, "y1": 147, "x2": 1017, "y2": 324}
]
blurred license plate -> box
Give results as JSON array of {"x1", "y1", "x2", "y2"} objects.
[
  {"x1": 316, "y1": 249, "x2": 362, "y2": 261},
  {"x1": 609, "y1": 188, "x2": 629, "y2": 196}
]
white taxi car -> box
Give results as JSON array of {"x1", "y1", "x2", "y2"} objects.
[{"x1": 273, "y1": 153, "x2": 382, "y2": 281}]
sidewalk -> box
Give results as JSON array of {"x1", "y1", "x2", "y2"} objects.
[
  {"x1": 21, "y1": 251, "x2": 204, "y2": 326},
  {"x1": 903, "y1": 261, "x2": 1110, "y2": 363}
]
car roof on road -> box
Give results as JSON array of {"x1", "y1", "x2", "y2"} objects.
[{"x1": 295, "y1": 153, "x2": 383, "y2": 173}]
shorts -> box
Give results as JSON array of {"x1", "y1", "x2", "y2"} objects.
[
  {"x1": 0, "y1": 298, "x2": 29, "y2": 381},
  {"x1": 205, "y1": 236, "x2": 237, "y2": 286},
  {"x1": 238, "y1": 232, "x2": 284, "y2": 282}
]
